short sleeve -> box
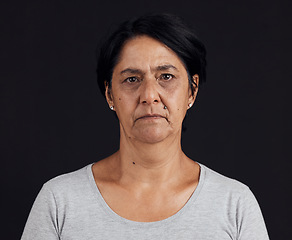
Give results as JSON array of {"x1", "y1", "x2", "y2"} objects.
[
  {"x1": 237, "y1": 187, "x2": 269, "y2": 240},
  {"x1": 21, "y1": 183, "x2": 60, "y2": 240}
]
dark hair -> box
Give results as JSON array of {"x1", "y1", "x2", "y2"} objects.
[{"x1": 96, "y1": 13, "x2": 207, "y2": 97}]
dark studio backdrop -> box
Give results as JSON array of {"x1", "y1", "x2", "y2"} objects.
[{"x1": 1, "y1": 0, "x2": 291, "y2": 239}]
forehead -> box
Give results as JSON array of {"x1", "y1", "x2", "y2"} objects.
[{"x1": 114, "y1": 35, "x2": 187, "y2": 72}]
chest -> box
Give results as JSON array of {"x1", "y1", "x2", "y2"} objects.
[
  {"x1": 59, "y1": 207, "x2": 237, "y2": 240},
  {"x1": 96, "y1": 181, "x2": 199, "y2": 222}
]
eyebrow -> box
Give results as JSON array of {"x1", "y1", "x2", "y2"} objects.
[
  {"x1": 120, "y1": 68, "x2": 143, "y2": 75},
  {"x1": 155, "y1": 64, "x2": 178, "y2": 72},
  {"x1": 120, "y1": 64, "x2": 178, "y2": 75}
]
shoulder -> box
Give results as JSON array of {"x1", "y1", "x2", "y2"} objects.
[
  {"x1": 197, "y1": 163, "x2": 265, "y2": 220},
  {"x1": 198, "y1": 163, "x2": 252, "y2": 200},
  {"x1": 193, "y1": 163, "x2": 269, "y2": 239},
  {"x1": 42, "y1": 164, "x2": 93, "y2": 197}
]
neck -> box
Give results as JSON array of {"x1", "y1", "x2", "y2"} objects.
[{"x1": 115, "y1": 127, "x2": 188, "y2": 186}]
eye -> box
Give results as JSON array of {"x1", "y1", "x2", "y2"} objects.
[
  {"x1": 125, "y1": 76, "x2": 139, "y2": 83},
  {"x1": 160, "y1": 74, "x2": 174, "y2": 81}
]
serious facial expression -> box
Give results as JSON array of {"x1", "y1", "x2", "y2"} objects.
[{"x1": 106, "y1": 35, "x2": 198, "y2": 144}]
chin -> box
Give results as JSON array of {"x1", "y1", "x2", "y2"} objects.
[{"x1": 132, "y1": 127, "x2": 171, "y2": 144}]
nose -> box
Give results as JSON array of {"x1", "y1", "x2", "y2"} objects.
[{"x1": 139, "y1": 78, "x2": 160, "y2": 105}]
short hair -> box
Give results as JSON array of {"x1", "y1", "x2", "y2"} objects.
[{"x1": 96, "y1": 13, "x2": 207, "y2": 98}]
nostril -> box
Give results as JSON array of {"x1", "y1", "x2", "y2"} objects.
[{"x1": 154, "y1": 100, "x2": 158, "y2": 103}]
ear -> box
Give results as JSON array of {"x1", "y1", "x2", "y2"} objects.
[
  {"x1": 105, "y1": 81, "x2": 114, "y2": 110},
  {"x1": 188, "y1": 74, "x2": 199, "y2": 108}
]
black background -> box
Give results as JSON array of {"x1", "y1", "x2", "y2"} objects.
[{"x1": 1, "y1": 0, "x2": 291, "y2": 239}]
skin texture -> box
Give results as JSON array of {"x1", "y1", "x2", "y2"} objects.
[{"x1": 92, "y1": 35, "x2": 200, "y2": 222}]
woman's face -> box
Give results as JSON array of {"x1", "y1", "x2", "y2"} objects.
[{"x1": 106, "y1": 35, "x2": 198, "y2": 144}]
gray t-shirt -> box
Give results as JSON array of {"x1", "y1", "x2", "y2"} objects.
[{"x1": 21, "y1": 163, "x2": 269, "y2": 240}]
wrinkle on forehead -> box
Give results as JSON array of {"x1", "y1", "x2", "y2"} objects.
[{"x1": 114, "y1": 36, "x2": 186, "y2": 74}]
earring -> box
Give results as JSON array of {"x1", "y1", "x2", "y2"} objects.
[
  {"x1": 110, "y1": 106, "x2": 114, "y2": 110},
  {"x1": 188, "y1": 103, "x2": 192, "y2": 108}
]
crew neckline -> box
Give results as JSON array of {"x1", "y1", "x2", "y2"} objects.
[{"x1": 86, "y1": 162, "x2": 206, "y2": 227}]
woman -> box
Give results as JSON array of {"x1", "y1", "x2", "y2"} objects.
[{"x1": 21, "y1": 14, "x2": 269, "y2": 239}]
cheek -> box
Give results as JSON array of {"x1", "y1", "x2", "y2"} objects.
[
  {"x1": 164, "y1": 96, "x2": 187, "y2": 123},
  {"x1": 114, "y1": 95, "x2": 136, "y2": 119},
  {"x1": 166, "y1": 86, "x2": 189, "y2": 109}
]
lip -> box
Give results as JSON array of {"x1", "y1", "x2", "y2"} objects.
[{"x1": 136, "y1": 114, "x2": 165, "y2": 121}]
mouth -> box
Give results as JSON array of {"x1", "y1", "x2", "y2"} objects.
[{"x1": 135, "y1": 114, "x2": 165, "y2": 121}]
